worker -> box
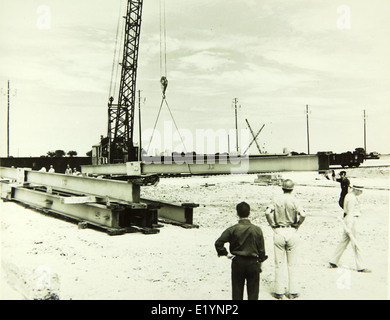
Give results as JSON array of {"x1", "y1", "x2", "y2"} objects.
[
  {"x1": 39, "y1": 167, "x2": 47, "y2": 172},
  {"x1": 328, "y1": 185, "x2": 371, "y2": 273},
  {"x1": 265, "y1": 179, "x2": 306, "y2": 300},
  {"x1": 336, "y1": 171, "x2": 350, "y2": 210},
  {"x1": 48, "y1": 165, "x2": 55, "y2": 173},
  {"x1": 65, "y1": 164, "x2": 72, "y2": 175},
  {"x1": 215, "y1": 202, "x2": 267, "y2": 300},
  {"x1": 73, "y1": 168, "x2": 81, "y2": 176}
]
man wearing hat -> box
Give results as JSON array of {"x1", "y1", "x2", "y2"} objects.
[
  {"x1": 265, "y1": 179, "x2": 307, "y2": 300},
  {"x1": 336, "y1": 171, "x2": 350, "y2": 209},
  {"x1": 329, "y1": 185, "x2": 371, "y2": 273}
]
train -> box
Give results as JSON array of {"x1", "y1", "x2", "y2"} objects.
[{"x1": 328, "y1": 147, "x2": 367, "y2": 168}]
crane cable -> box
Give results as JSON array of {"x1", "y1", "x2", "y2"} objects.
[
  {"x1": 108, "y1": 0, "x2": 125, "y2": 100},
  {"x1": 146, "y1": 99, "x2": 188, "y2": 154},
  {"x1": 160, "y1": 0, "x2": 167, "y2": 80},
  {"x1": 147, "y1": 0, "x2": 191, "y2": 174},
  {"x1": 160, "y1": 0, "x2": 168, "y2": 98},
  {"x1": 146, "y1": 98, "x2": 164, "y2": 154},
  {"x1": 147, "y1": 0, "x2": 167, "y2": 154}
]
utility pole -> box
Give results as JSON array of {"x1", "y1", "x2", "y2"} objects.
[
  {"x1": 7, "y1": 80, "x2": 10, "y2": 158},
  {"x1": 363, "y1": 109, "x2": 367, "y2": 154},
  {"x1": 306, "y1": 104, "x2": 310, "y2": 155},
  {"x1": 138, "y1": 90, "x2": 142, "y2": 161},
  {"x1": 233, "y1": 98, "x2": 239, "y2": 153}
]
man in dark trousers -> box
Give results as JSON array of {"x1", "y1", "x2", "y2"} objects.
[
  {"x1": 215, "y1": 202, "x2": 267, "y2": 300},
  {"x1": 336, "y1": 171, "x2": 350, "y2": 209}
]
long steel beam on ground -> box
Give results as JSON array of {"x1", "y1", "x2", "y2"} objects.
[
  {"x1": 0, "y1": 167, "x2": 199, "y2": 229},
  {"x1": 141, "y1": 198, "x2": 198, "y2": 226},
  {"x1": 81, "y1": 154, "x2": 324, "y2": 176},
  {"x1": 1, "y1": 184, "x2": 121, "y2": 228},
  {"x1": 0, "y1": 167, "x2": 140, "y2": 203}
]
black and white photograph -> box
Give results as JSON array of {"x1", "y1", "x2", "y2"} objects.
[{"x1": 0, "y1": 0, "x2": 389, "y2": 305}]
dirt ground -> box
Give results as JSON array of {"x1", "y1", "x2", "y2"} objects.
[{"x1": 0, "y1": 157, "x2": 389, "y2": 300}]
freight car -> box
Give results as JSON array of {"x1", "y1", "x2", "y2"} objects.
[{"x1": 328, "y1": 148, "x2": 366, "y2": 168}]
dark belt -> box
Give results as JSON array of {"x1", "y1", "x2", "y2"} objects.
[
  {"x1": 234, "y1": 255, "x2": 259, "y2": 259},
  {"x1": 274, "y1": 225, "x2": 293, "y2": 229},
  {"x1": 234, "y1": 255, "x2": 268, "y2": 264}
]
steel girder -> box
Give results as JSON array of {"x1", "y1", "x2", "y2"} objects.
[
  {"x1": 2, "y1": 184, "x2": 122, "y2": 229},
  {"x1": 81, "y1": 154, "x2": 325, "y2": 176},
  {"x1": 0, "y1": 168, "x2": 140, "y2": 203},
  {"x1": 141, "y1": 198, "x2": 199, "y2": 226},
  {"x1": 0, "y1": 178, "x2": 158, "y2": 234},
  {"x1": 0, "y1": 167, "x2": 198, "y2": 232}
]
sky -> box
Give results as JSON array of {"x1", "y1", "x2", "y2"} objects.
[{"x1": 0, "y1": 0, "x2": 389, "y2": 158}]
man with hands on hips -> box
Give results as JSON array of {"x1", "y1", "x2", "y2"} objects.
[{"x1": 265, "y1": 179, "x2": 306, "y2": 300}]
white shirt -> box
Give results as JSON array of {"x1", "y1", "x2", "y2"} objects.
[
  {"x1": 265, "y1": 193, "x2": 306, "y2": 226},
  {"x1": 343, "y1": 192, "x2": 361, "y2": 217}
]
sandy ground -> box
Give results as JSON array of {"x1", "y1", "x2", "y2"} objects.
[{"x1": 0, "y1": 157, "x2": 389, "y2": 300}]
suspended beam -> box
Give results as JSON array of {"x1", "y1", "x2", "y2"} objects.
[{"x1": 81, "y1": 154, "x2": 328, "y2": 176}]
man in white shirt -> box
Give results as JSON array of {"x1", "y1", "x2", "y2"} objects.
[
  {"x1": 65, "y1": 164, "x2": 72, "y2": 175},
  {"x1": 265, "y1": 179, "x2": 307, "y2": 300},
  {"x1": 328, "y1": 185, "x2": 371, "y2": 273}
]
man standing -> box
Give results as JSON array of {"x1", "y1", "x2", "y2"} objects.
[
  {"x1": 215, "y1": 202, "x2": 267, "y2": 300},
  {"x1": 65, "y1": 164, "x2": 72, "y2": 175},
  {"x1": 328, "y1": 185, "x2": 371, "y2": 273},
  {"x1": 265, "y1": 179, "x2": 306, "y2": 300},
  {"x1": 336, "y1": 171, "x2": 350, "y2": 209}
]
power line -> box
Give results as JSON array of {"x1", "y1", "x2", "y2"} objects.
[
  {"x1": 306, "y1": 104, "x2": 310, "y2": 155},
  {"x1": 233, "y1": 98, "x2": 240, "y2": 153},
  {"x1": 363, "y1": 109, "x2": 367, "y2": 153},
  {"x1": 7, "y1": 80, "x2": 10, "y2": 157}
]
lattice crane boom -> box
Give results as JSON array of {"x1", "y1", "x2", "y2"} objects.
[{"x1": 106, "y1": 0, "x2": 143, "y2": 163}]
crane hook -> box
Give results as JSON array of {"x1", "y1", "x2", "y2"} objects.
[{"x1": 160, "y1": 76, "x2": 168, "y2": 98}]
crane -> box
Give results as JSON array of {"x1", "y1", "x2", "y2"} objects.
[
  {"x1": 87, "y1": 0, "x2": 334, "y2": 175},
  {"x1": 95, "y1": 0, "x2": 144, "y2": 165},
  {"x1": 0, "y1": 2, "x2": 338, "y2": 236}
]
